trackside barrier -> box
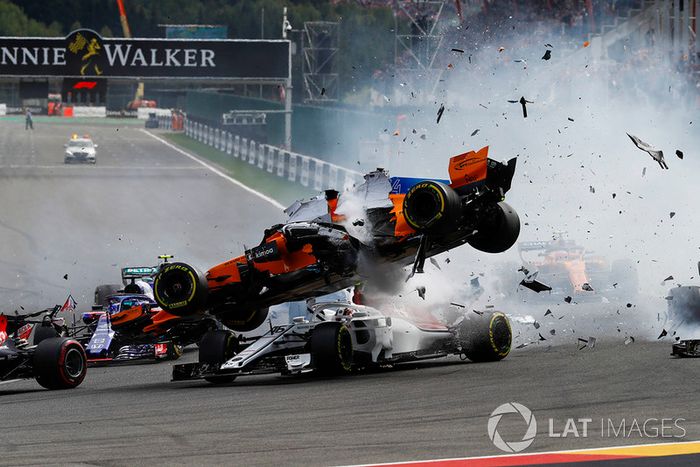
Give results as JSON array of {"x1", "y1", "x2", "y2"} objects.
[{"x1": 183, "y1": 119, "x2": 363, "y2": 192}]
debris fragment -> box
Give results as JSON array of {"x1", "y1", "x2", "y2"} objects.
[
  {"x1": 541, "y1": 50, "x2": 551, "y2": 60},
  {"x1": 657, "y1": 328, "x2": 668, "y2": 339},
  {"x1": 662, "y1": 275, "x2": 674, "y2": 282},
  {"x1": 589, "y1": 185, "x2": 595, "y2": 193},
  {"x1": 549, "y1": 329, "x2": 556, "y2": 336},
  {"x1": 470, "y1": 129, "x2": 480, "y2": 137},
  {"x1": 520, "y1": 277, "x2": 552, "y2": 293},
  {"x1": 451, "y1": 48, "x2": 464, "y2": 53},
  {"x1": 415, "y1": 286, "x2": 426, "y2": 300},
  {"x1": 538, "y1": 333, "x2": 546, "y2": 341},
  {"x1": 352, "y1": 219, "x2": 365, "y2": 227},
  {"x1": 676, "y1": 149, "x2": 684, "y2": 159},
  {"x1": 533, "y1": 321, "x2": 541, "y2": 329},
  {"x1": 321, "y1": 87, "x2": 326, "y2": 96},
  {"x1": 63, "y1": 274, "x2": 68, "y2": 280},
  {"x1": 583, "y1": 40, "x2": 590, "y2": 47},
  {"x1": 515, "y1": 342, "x2": 530, "y2": 349},
  {"x1": 670, "y1": 212, "x2": 676, "y2": 219},
  {"x1": 450, "y1": 302, "x2": 465, "y2": 308},
  {"x1": 581, "y1": 283, "x2": 594, "y2": 292},
  {"x1": 626, "y1": 133, "x2": 668, "y2": 169},
  {"x1": 564, "y1": 296, "x2": 572, "y2": 303},
  {"x1": 518, "y1": 97, "x2": 531, "y2": 118},
  {"x1": 436, "y1": 104, "x2": 445, "y2": 124},
  {"x1": 567, "y1": 117, "x2": 574, "y2": 122},
  {"x1": 498, "y1": 46, "x2": 505, "y2": 53},
  {"x1": 429, "y1": 257, "x2": 441, "y2": 270},
  {"x1": 518, "y1": 266, "x2": 530, "y2": 276},
  {"x1": 624, "y1": 336, "x2": 635, "y2": 345},
  {"x1": 544, "y1": 309, "x2": 553, "y2": 317}
]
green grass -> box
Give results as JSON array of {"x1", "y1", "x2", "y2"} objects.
[{"x1": 163, "y1": 132, "x2": 315, "y2": 206}]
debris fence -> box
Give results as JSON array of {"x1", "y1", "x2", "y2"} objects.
[{"x1": 182, "y1": 119, "x2": 363, "y2": 192}]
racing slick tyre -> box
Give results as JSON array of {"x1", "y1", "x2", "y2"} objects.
[
  {"x1": 153, "y1": 262, "x2": 208, "y2": 316},
  {"x1": 221, "y1": 308, "x2": 269, "y2": 332},
  {"x1": 167, "y1": 342, "x2": 183, "y2": 360},
  {"x1": 459, "y1": 311, "x2": 512, "y2": 363},
  {"x1": 32, "y1": 323, "x2": 60, "y2": 346},
  {"x1": 199, "y1": 330, "x2": 238, "y2": 384},
  {"x1": 467, "y1": 202, "x2": 520, "y2": 254},
  {"x1": 33, "y1": 337, "x2": 87, "y2": 390},
  {"x1": 402, "y1": 181, "x2": 462, "y2": 233},
  {"x1": 311, "y1": 322, "x2": 354, "y2": 375},
  {"x1": 94, "y1": 284, "x2": 122, "y2": 307}
]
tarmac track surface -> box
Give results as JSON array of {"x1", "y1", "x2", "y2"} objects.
[
  {"x1": 1, "y1": 342, "x2": 699, "y2": 466},
  {"x1": 0, "y1": 120, "x2": 283, "y2": 309},
  {"x1": 1, "y1": 120, "x2": 698, "y2": 466}
]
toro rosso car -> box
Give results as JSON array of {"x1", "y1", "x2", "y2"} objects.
[
  {"x1": 173, "y1": 300, "x2": 512, "y2": 384},
  {"x1": 0, "y1": 306, "x2": 87, "y2": 390},
  {"x1": 150, "y1": 147, "x2": 520, "y2": 335},
  {"x1": 80, "y1": 293, "x2": 220, "y2": 364}
]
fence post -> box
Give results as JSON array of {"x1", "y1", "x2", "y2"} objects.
[
  {"x1": 248, "y1": 140, "x2": 257, "y2": 165},
  {"x1": 288, "y1": 154, "x2": 297, "y2": 182},
  {"x1": 257, "y1": 144, "x2": 266, "y2": 169},
  {"x1": 233, "y1": 135, "x2": 240, "y2": 158},
  {"x1": 266, "y1": 146, "x2": 275, "y2": 173},
  {"x1": 300, "y1": 156, "x2": 310, "y2": 187},
  {"x1": 240, "y1": 138, "x2": 248, "y2": 160},
  {"x1": 226, "y1": 132, "x2": 232, "y2": 155},
  {"x1": 277, "y1": 151, "x2": 286, "y2": 177},
  {"x1": 314, "y1": 160, "x2": 324, "y2": 191}
]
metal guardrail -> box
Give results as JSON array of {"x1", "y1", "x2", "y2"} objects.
[{"x1": 183, "y1": 118, "x2": 363, "y2": 191}]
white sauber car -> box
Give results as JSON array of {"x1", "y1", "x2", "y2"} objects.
[
  {"x1": 172, "y1": 301, "x2": 512, "y2": 384},
  {"x1": 64, "y1": 134, "x2": 97, "y2": 164}
]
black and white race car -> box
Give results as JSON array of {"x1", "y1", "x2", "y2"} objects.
[{"x1": 173, "y1": 301, "x2": 512, "y2": 384}]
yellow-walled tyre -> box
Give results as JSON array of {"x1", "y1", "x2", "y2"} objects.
[
  {"x1": 153, "y1": 262, "x2": 208, "y2": 316},
  {"x1": 460, "y1": 311, "x2": 512, "y2": 362}
]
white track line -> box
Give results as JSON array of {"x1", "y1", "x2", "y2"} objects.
[
  {"x1": 141, "y1": 130, "x2": 284, "y2": 210},
  {"x1": 0, "y1": 165, "x2": 205, "y2": 170}
]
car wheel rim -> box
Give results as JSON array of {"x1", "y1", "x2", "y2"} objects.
[{"x1": 64, "y1": 347, "x2": 85, "y2": 379}]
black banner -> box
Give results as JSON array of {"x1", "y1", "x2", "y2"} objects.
[{"x1": 0, "y1": 29, "x2": 290, "y2": 80}]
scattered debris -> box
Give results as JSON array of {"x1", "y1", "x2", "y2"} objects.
[
  {"x1": 520, "y1": 276, "x2": 552, "y2": 293},
  {"x1": 498, "y1": 46, "x2": 505, "y2": 52},
  {"x1": 533, "y1": 321, "x2": 541, "y2": 329},
  {"x1": 545, "y1": 43, "x2": 553, "y2": 48},
  {"x1": 626, "y1": 133, "x2": 668, "y2": 169},
  {"x1": 624, "y1": 336, "x2": 635, "y2": 345},
  {"x1": 321, "y1": 87, "x2": 326, "y2": 96},
  {"x1": 670, "y1": 212, "x2": 676, "y2": 219},
  {"x1": 544, "y1": 309, "x2": 553, "y2": 317},
  {"x1": 470, "y1": 129, "x2": 480, "y2": 137},
  {"x1": 352, "y1": 219, "x2": 365, "y2": 227},
  {"x1": 589, "y1": 185, "x2": 595, "y2": 193},
  {"x1": 518, "y1": 266, "x2": 530, "y2": 276},
  {"x1": 515, "y1": 342, "x2": 530, "y2": 349},
  {"x1": 581, "y1": 283, "x2": 594, "y2": 292},
  {"x1": 657, "y1": 328, "x2": 668, "y2": 339},
  {"x1": 567, "y1": 117, "x2": 574, "y2": 122},
  {"x1": 662, "y1": 275, "x2": 674, "y2": 282},
  {"x1": 518, "y1": 97, "x2": 532, "y2": 118},
  {"x1": 415, "y1": 286, "x2": 426, "y2": 300},
  {"x1": 450, "y1": 302, "x2": 465, "y2": 308},
  {"x1": 472, "y1": 309, "x2": 484, "y2": 315},
  {"x1": 63, "y1": 274, "x2": 68, "y2": 280},
  {"x1": 538, "y1": 333, "x2": 546, "y2": 341},
  {"x1": 676, "y1": 149, "x2": 684, "y2": 159},
  {"x1": 564, "y1": 296, "x2": 573, "y2": 303},
  {"x1": 451, "y1": 48, "x2": 464, "y2": 53},
  {"x1": 541, "y1": 50, "x2": 551, "y2": 60},
  {"x1": 436, "y1": 104, "x2": 445, "y2": 123},
  {"x1": 429, "y1": 257, "x2": 441, "y2": 270},
  {"x1": 549, "y1": 329, "x2": 556, "y2": 336}
]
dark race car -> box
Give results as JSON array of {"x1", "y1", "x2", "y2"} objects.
[
  {"x1": 149, "y1": 148, "x2": 520, "y2": 334},
  {"x1": 80, "y1": 293, "x2": 218, "y2": 364},
  {"x1": 0, "y1": 306, "x2": 87, "y2": 390}
]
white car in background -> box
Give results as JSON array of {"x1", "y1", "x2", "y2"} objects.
[{"x1": 64, "y1": 134, "x2": 97, "y2": 164}]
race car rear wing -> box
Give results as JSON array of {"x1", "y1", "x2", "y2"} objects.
[{"x1": 121, "y1": 266, "x2": 159, "y2": 285}]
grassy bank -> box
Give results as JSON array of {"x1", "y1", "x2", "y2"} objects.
[{"x1": 162, "y1": 132, "x2": 315, "y2": 206}]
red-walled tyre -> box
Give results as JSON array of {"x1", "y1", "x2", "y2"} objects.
[{"x1": 34, "y1": 338, "x2": 87, "y2": 390}]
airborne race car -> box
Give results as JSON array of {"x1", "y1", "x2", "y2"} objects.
[
  {"x1": 0, "y1": 306, "x2": 87, "y2": 390},
  {"x1": 109, "y1": 148, "x2": 519, "y2": 377},
  {"x1": 173, "y1": 301, "x2": 512, "y2": 383}
]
